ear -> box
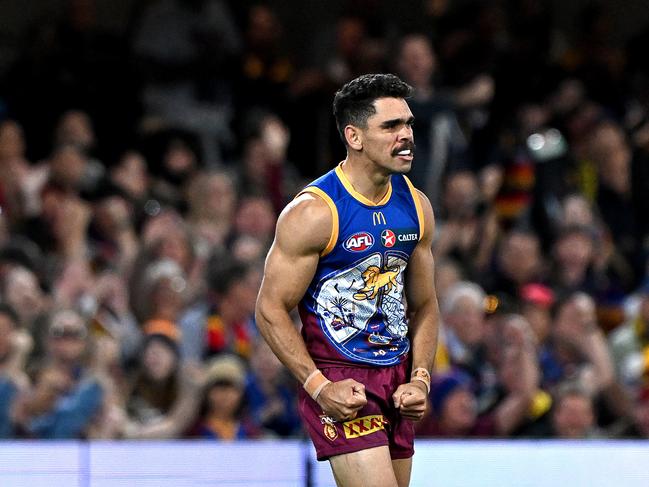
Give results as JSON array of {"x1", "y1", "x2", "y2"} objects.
[{"x1": 344, "y1": 125, "x2": 363, "y2": 151}]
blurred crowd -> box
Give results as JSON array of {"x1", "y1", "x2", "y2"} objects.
[{"x1": 0, "y1": 0, "x2": 649, "y2": 441}]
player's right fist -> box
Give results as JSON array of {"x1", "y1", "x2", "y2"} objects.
[{"x1": 316, "y1": 378, "x2": 367, "y2": 422}]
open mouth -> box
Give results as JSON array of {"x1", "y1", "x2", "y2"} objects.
[{"x1": 392, "y1": 143, "x2": 416, "y2": 159}]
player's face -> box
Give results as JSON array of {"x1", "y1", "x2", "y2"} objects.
[{"x1": 359, "y1": 97, "x2": 415, "y2": 174}]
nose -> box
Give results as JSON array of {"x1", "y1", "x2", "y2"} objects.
[{"x1": 398, "y1": 124, "x2": 414, "y2": 142}]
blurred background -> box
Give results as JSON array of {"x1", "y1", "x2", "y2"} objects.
[{"x1": 0, "y1": 0, "x2": 649, "y2": 472}]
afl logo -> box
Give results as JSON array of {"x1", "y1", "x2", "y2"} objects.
[
  {"x1": 344, "y1": 232, "x2": 374, "y2": 252},
  {"x1": 381, "y1": 229, "x2": 396, "y2": 248}
]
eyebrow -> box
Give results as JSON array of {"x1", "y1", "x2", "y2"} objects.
[{"x1": 380, "y1": 116, "x2": 415, "y2": 129}]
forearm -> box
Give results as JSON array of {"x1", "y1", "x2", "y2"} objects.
[
  {"x1": 580, "y1": 331, "x2": 615, "y2": 391},
  {"x1": 495, "y1": 346, "x2": 538, "y2": 435},
  {"x1": 256, "y1": 301, "x2": 317, "y2": 384}
]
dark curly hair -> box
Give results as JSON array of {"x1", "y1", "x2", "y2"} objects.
[{"x1": 333, "y1": 73, "x2": 412, "y2": 145}]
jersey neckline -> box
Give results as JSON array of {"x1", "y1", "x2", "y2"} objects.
[{"x1": 334, "y1": 162, "x2": 393, "y2": 207}]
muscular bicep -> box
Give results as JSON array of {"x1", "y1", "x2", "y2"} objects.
[{"x1": 257, "y1": 194, "x2": 332, "y2": 313}]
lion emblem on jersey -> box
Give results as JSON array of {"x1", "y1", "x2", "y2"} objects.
[{"x1": 353, "y1": 265, "x2": 400, "y2": 301}]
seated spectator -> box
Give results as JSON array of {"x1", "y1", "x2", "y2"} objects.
[
  {"x1": 549, "y1": 225, "x2": 599, "y2": 297},
  {"x1": 549, "y1": 382, "x2": 604, "y2": 439},
  {"x1": 543, "y1": 292, "x2": 615, "y2": 395},
  {"x1": 0, "y1": 304, "x2": 32, "y2": 438},
  {"x1": 418, "y1": 315, "x2": 539, "y2": 439},
  {"x1": 0, "y1": 265, "x2": 49, "y2": 332},
  {"x1": 439, "y1": 281, "x2": 498, "y2": 411},
  {"x1": 123, "y1": 329, "x2": 204, "y2": 439},
  {"x1": 245, "y1": 338, "x2": 300, "y2": 437},
  {"x1": 14, "y1": 309, "x2": 110, "y2": 439},
  {"x1": 609, "y1": 278, "x2": 649, "y2": 390},
  {"x1": 485, "y1": 228, "x2": 545, "y2": 300},
  {"x1": 185, "y1": 169, "x2": 237, "y2": 256},
  {"x1": 179, "y1": 252, "x2": 258, "y2": 361},
  {"x1": 192, "y1": 354, "x2": 262, "y2": 440}
]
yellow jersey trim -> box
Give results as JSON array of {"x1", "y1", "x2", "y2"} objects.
[
  {"x1": 299, "y1": 187, "x2": 339, "y2": 257},
  {"x1": 335, "y1": 163, "x2": 392, "y2": 207},
  {"x1": 403, "y1": 175, "x2": 424, "y2": 240}
]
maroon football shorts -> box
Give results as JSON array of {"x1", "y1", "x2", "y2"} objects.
[{"x1": 298, "y1": 361, "x2": 415, "y2": 461}]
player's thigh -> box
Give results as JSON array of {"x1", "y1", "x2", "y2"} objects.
[
  {"x1": 329, "y1": 445, "x2": 398, "y2": 487},
  {"x1": 392, "y1": 457, "x2": 412, "y2": 487}
]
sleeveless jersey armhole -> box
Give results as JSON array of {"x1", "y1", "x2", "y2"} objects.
[
  {"x1": 403, "y1": 175, "x2": 425, "y2": 241},
  {"x1": 297, "y1": 187, "x2": 339, "y2": 257}
]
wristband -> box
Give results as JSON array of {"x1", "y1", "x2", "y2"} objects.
[
  {"x1": 303, "y1": 369, "x2": 331, "y2": 401},
  {"x1": 411, "y1": 367, "x2": 431, "y2": 393}
]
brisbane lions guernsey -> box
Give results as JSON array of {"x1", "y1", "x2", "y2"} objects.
[{"x1": 298, "y1": 163, "x2": 425, "y2": 367}]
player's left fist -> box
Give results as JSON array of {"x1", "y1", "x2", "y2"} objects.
[{"x1": 392, "y1": 381, "x2": 428, "y2": 421}]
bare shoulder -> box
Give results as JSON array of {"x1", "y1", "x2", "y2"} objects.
[{"x1": 276, "y1": 192, "x2": 333, "y2": 255}]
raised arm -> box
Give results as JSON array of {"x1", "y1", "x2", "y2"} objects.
[
  {"x1": 255, "y1": 193, "x2": 366, "y2": 421},
  {"x1": 393, "y1": 190, "x2": 440, "y2": 420}
]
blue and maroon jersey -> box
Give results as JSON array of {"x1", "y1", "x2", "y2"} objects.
[{"x1": 298, "y1": 163, "x2": 425, "y2": 367}]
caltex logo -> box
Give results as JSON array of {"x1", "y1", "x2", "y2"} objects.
[{"x1": 381, "y1": 229, "x2": 396, "y2": 247}]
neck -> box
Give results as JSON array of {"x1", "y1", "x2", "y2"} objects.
[{"x1": 340, "y1": 158, "x2": 391, "y2": 204}]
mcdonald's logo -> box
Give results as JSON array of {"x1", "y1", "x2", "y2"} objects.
[{"x1": 372, "y1": 212, "x2": 387, "y2": 226}]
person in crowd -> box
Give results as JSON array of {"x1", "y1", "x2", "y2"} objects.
[
  {"x1": 192, "y1": 354, "x2": 262, "y2": 440},
  {"x1": 418, "y1": 313, "x2": 539, "y2": 438},
  {"x1": 439, "y1": 282, "x2": 494, "y2": 402},
  {"x1": 185, "y1": 169, "x2": 237, "y2": 256},
  {"x1": 122, "y1": 328, "x2": 204, "y2": 439},
  {"x1": 0, "y1": 304, "x2": 32, "y2": 438},
  {"x1": 434, "y1": 170, "x2": 500, "y2": 279},
  {"x1": 179, "y1": 252, "x2": 258, "y2": 361},
  {"x1": 245, "y1": 338, "x2": 301, "y2": 437},
  {"x1": 549, "y1": 382, "x2": 603, "y2": 439},
  {"x1": 13, "y1": 308, "x2": 115, "y2": 439},
  {"x1": 485, "y1": 228, "x2": 545, "y2": 299},
  {"x1": 609, "y1": 278, "x2": 649, "y2": 391}
]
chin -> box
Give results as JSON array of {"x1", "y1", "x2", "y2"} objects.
[{"x1": 389, "y1": 159, "x2": 413, "y2": 174}]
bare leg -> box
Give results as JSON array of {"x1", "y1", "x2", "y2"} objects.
[
  {"x1": 392, "y1": 457, "x2": 413, "y2": 487},
  {"x1": 329, "y1": 446, "x2": 399, "y2": 487}
]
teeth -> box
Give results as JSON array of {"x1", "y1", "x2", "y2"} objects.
[{"x1": 398, "y1": 150, "x2": 411, "y2": 155}]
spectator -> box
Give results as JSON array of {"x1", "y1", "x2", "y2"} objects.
[
  {"x1": 132, "y1": 0, "x2": 241, "y2": 163},
  {"x1": 0, "y1": 265, "x2": 49, "y2": 331},
  {"x1": 179, "y1": 253, "x2": 258, "y2": 361},
  {"x1": 192, "y1": 354, "x2": 262, "y2": 440},
  {"x1": 486, "y1": 228, "x2": 544, "y2": 299},
  {"x1": 0, "y1": 304, "x2": 31, "y2": 438},
  {"x1": 549, "y1": 225, "x2": 599, "y2": 297},
  {"x1": 194, "y1": 355, "x2": 263, "y2": 441},
  {"x1": 549, "y1": 382, "x2": 603, "y2": 439},
  {"x1": 185, "y1": 169, "x2": 237, "y2": 255},
  {"x1": 245, "y1": 338, "x2": 301, "y2": 437},
  {"x1": 418, "y1": 315, "x2": 539, "y2": 439},
  {"x1": 14, "y1": 308, "x2": 113, "y2": 439},
  {"x1": 439, "y1": 281, "x2": 498, "y2": 411},
  {"x1": 122, "y1": 329, "x2": 204, "y2": 439},
  {"x1": 609, "y1": 278, "x2": 649, "y2": 391},
  {"x1": 395, "y1": 34, "x2": 474, "y2": 210},
  {"x1": 434, "y1": 170, "x2": 500, "y2": 278}
]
